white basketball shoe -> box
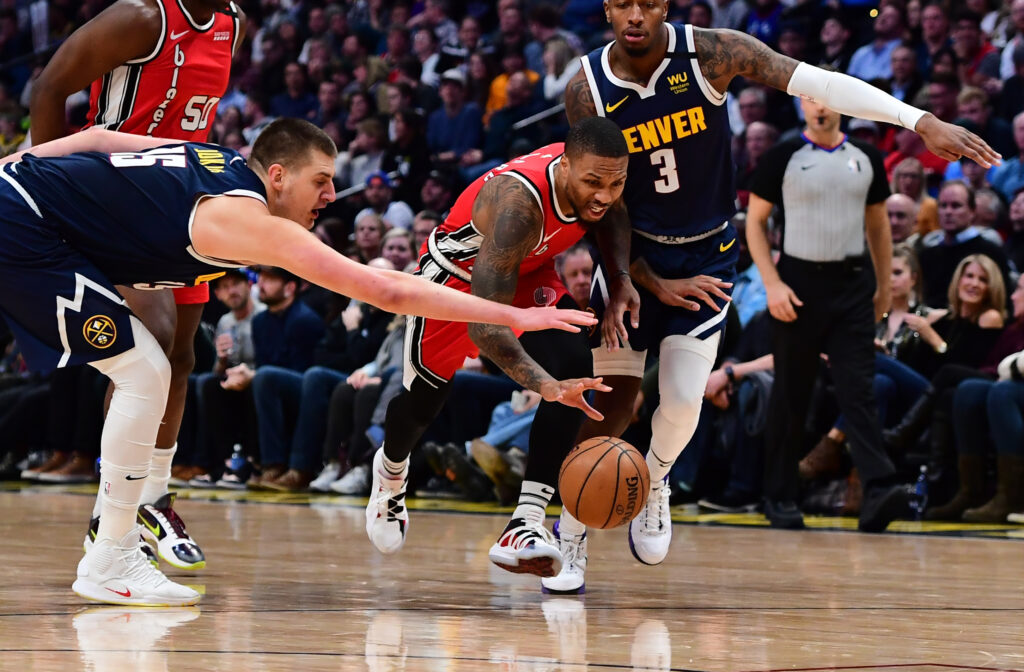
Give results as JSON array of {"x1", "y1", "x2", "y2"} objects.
[
  {"x1": 488, "y1": 517, "x2": 562, "y2": 577},
  {"x1": 628, "y1": 477, "x2": 672, "y2": 565},
  {"x1": 365, "y1": 448, "x2": 409, "y2": 554},
  {"x1": 541, "y1": 518, "x2": 587, "y2": 594}
]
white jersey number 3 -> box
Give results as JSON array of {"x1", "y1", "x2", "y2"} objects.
[{"x1": 650, "y1": 148, "x2": 680, "y2": 194}]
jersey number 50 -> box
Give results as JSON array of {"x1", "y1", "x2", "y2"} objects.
[
  {"x1": 181, "y1": 95, "x2": 221, "y2": 132},
  {"x1": 650, "y1": 148, "x2": 680, "y2": 194}
]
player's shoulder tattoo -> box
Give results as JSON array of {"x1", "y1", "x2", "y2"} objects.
[
  {"x1": 564, "y1": 67, "x2": 598, "y2": 125},
  {"x1": 474, "y1": 175, "x2": 544, "y2": 266},
  {"x1": 691, "y1": 28, "x2": 798, "y2": 93}
]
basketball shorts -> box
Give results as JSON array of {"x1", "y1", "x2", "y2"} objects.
[
  {"x1": 403, "y1": 262, "x2": 569, "y2": 389},
  {"x1": 589, "y1": 222, "x2": 738, "y2": 368},
  {"x1": 171, "y1": 283, "x2": 210, "y2": 304},
  {"x1": 0, "y1": 182, "x2": 135, "y2": 372}
]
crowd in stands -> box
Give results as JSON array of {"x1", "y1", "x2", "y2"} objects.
[{"x1": 2, "y1": 0, "x2": 1024, "y2": 523}]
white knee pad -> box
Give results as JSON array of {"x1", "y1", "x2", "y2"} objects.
[
  {"x1": 592, "y1": 346, "x2": 647, "y2": 378},
  {"x1": 646, "y1": 333, "x2": 720, "y2": 481}
]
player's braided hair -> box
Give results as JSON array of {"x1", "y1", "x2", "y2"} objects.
[
  {"x1": 250, "y1": 118, "x2": 337, "y2": 170},
  {"x1": 564, "y1": 116, "x2": 628, "y2": 160}
]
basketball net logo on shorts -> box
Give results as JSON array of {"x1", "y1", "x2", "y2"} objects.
[
  {"x1": 534, "y1": 286, "x2": 557, "y2": 306},
  {"x1": 83, "y1": 315, "x2": 117, "y2": 349}
]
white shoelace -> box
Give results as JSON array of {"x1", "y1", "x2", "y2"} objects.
[
  {"x1": 115, "y1": 534, "x2": 171, "y2": 589},
  {"x1": 641, "y1": 484, "x2": 671, "y2": 535}
]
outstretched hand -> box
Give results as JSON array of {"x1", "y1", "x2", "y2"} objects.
[
  {"x1": 602, "y1": 274, "x2": 641, "y2": 351},
  {"x1": 516, "y1": 306, "x2": 597, "y2": 333},
  {"x1": 654, "y1": 275, "x2": 733, "y2": 312},
  {"x1": 916, "y1": 114, "x2": 1002, "y2": 169},
  {"x1": 539, "y1": 377, "x2": 612, "y2": 421}
]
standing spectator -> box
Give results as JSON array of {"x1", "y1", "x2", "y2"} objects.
[
  {"x1": 991, "y1": 112, "x2": 1024, "y2": 203},
  {"x1": 427, "y1": 69, "x2": 483, "y2": 166},
  {"x1": 357, "y1": 170, "x2": 416, "y2": 231},
  {"x1": 918, "y1": 181, "x2": 1013, "y2": 307},
  {"x1": 746, "y1": 97, "x2": 911, "y2": 532},
  {"x1": 847, "y1": 3, "x2": 905, "y2": 82}
]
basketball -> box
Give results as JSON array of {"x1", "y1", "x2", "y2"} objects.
[{"x1": 558, "y1": 436, "x2": 650, "y2": 529}]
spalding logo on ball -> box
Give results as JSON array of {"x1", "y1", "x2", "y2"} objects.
[{"x1": 558, "y1": 436, "x2": 651, "y2": 529}]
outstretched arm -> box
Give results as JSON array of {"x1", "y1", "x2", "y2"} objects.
[
  {"x1": 191, "y1": 194, "x2": 598, "y2": 336},
  {"x1": 0, "y1": 128, "x2": 181, "y2": 165},
  {"x1": 465, "y1": 177, "x2": 609, "y2": 419},
  {"x1": 692, "y1": 28, "x2": 1001, "y2": 168}
]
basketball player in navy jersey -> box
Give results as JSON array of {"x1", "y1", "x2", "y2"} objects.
[
  {"x1": 528, "y1": 0, "x2": 1002, "y2": 594},
  {"x1": 30, "y1": 0, "x2": 245, "y2": 571},
  {"x1": 0, "y1": 119, "x2": 595, "y2": 605}
]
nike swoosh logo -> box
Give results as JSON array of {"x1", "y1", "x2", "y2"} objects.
[
  {"x1": 800, "y1": 165, "x2": 814, "y2": 170},
  {"x1": 139, "y1": 515, "x2": 161, "y2": 538},
  {"x1": 106, "y1": 586, "x2": 132, "y2": 598},
  {"x1": 720, "y1": 238, "x2": 736, "y2": 253},
  {"x1": 170, "y1": 29, "x2": 189, "y2": 40},
  {"x1": 125, "y1": 474, "x2": 148, "y2": 480},
  {"x1": 540, "y1": 229, "x2": 560, "y2": 245},
  {"x1": 605, "y1": 96, "x2": 628, "y2": 113}
]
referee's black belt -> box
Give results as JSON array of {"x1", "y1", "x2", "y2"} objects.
[{"x1": 781, "y1": 254, "x2": 869, "y2": 275}]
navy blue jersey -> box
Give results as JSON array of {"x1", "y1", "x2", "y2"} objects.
[
  {"x1": 8, "y1": 142, "x2": 264, "y2": 288},
  {"x1": 581, "y1": 23, "x2": 736, "y2": 238}
]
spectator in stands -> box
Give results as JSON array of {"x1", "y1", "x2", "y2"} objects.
[
  {"x1": 730, "y1": 213, "x2": 767, "y2": 327},
  {"x1": 849, "y1": 119, "x2": 882, "y2": 149},
  {"x1": 974, "y1": 188, "x2": 1006, "y2": 233},
  {"x1": 427, "y1": 68, "x2": 484, "y2": 166},
  {"x1": 383, "y1": 25, "x2": 413, "y2": 72},
  {"x1": 776, "y1": 20, "x2": 808, "y2": 62},
  {"x1": 485, "y1": 42, "x2": 539, "y2": 124},
  {"x1": 951, "y1": 10, "x2": 1001, "y2": 90},
  {"x1": 339, "y1": 90, "x2": 376, "y2": 147},
  {"x1": 256, "y1": 34, "x2": 289, "y2": 98},
  {"x1": 526, "y1": 5, "x2": 583, "y2": 73},
  {"x1": 1006, "y1": 188, "x2": 1024, "y2": 273},
  {"x1": 241, "y1": 92, "x2": 276, "y2": 145},
  {"x1": 744, "y1": 0, "x2": 784, "y2": 48},
  {"x1": 542, "y1": 38, "x2": 581, "y2": 103},
  {"x1": 493, "y1": 4, "x2": 530, "y2": 54},
  {"x1": 735, "y1": 121, "x2": 779, "y2": 203},
  {"x1": 334, "y1": 118, "x2": 387, "y2": 190},
  {"x1": 999, "y1": 44, "x2": 1024, "y2": 122},
  {"x1": 352, "y1": 212, "x2": 386, "y2": 264},
  {"x1": 439, "y1": 15, "x2": 493, "y2": 72},
  {"x1": 380, "y1": 228, "x2": 416, "y2": 271},
  {"x1": 711, "y1": 0, "x2": 749, "y2": 30},
  {"x1": 918, "y1": 181, "x2": 1012, "y2": 307},
  {"x1": 189, "y1": 269, "x2": 264, "y2": 487},
  {"x1": 358, "y1": 170, "x2": 415, "y2": 231},
  {"x1": 412, "y1": 210, "x2": 441, "y2": 252},
  {"x1": 381, "y1": 108, "x2": 432, "y2": 208},
  {"x1": 887, "y1": 193, "x2": 922, "y2": 244},
  {"x1": 555, "y1": 244, "x2": 594, "y2": 310},
  {"x1": 927, "y1": 72, "x2": 962, "y2": 122},
  {"x1": 889, "y1": 45, "x2": 924, "y2": 103},
  {"x1": 412, "y1": 26, "x2": 442, "y2": 88},
  {"x1": 941, "y1": 275, "x2": 1024, "y2": 522},
  {"x1": 999, "y1": 0, "x2": 1024, "y2": 81},
  {"x1": 847, "y1": 2, "x2": 905, "y2": 82},
  {"x1": 298, "y1": 7, "x2": 329, "y2": 65},
  {"x1": 312, "y1": 80, "x2": 345, "y2": 129},
  {"x1": 817, "y1": 13, "x2": 855, "y2": 74},
  {"x1": 730, "y1": 86, "x2": 768, "y2": 165},
  {"x1": 460, "y1": 71, "x2": 542, "y2": 181},
  {"x1": 891, "y1": 157, "x2": 939, "y2": 236},
  {"x1": 991, "y1": 112, "x2": 1024, "y2": 203},
  {"x1": 420, "y1": 169, "x2": 457, "y2": 214},
  {"x1": 466, "y1": 50, "x2": 501, "y2": 111},
  {"x1": 956, "y1": 86, "x2": 1015, "y2": 158},
  {"x1": 917, "y1": 1, "x2": 953, "y2": 75}
]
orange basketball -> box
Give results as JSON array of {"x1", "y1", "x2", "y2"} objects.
[{"x1": 558, "y1": 436, "x2": 650, "y2": 529}]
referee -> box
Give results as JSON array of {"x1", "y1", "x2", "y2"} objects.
[{"x1": 746, "y1": 96, "x2": 912, "y2": 533}]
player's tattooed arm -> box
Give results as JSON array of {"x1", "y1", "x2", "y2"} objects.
[
  {"x1": 467, "y1": 177, "x2": 557, "y2": 392},
  {"x1": 592, "y1": 201, "x2": 641, "y2": 348},
  {"x1": 564, "y1": 67, "x2": 598, "y2": 125},
  {"x1": 691, "y1": 28, "x2": 799, "y2": 96}
]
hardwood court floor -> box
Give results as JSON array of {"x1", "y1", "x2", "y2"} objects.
[{"x1": 1, "y1": 490, "x2": 1023, "y2": 672}]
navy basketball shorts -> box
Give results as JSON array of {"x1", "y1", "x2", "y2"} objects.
[
  {"x1": 589, "y1": 222, "x2": 738, "y2": 375},
  {"x1": 0, "y1": 180, "x2": 135, "y2": 372}
]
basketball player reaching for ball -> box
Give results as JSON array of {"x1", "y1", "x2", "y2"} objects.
[
  {"x1": 528, "y1": 0, "x2": 1003, "y2": 594},
  {"x1": 0, "y1": 119, "x2": 595, "y2": 605},
  {"x1": 365, "y1": 117, "x2": 640, "y2": 575},
  {"x1": 30, "y1": 0, "x2": 246, "y2": 570}
]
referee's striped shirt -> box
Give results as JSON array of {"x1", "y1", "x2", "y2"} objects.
[{"x1": 750, "y1": 134, "x2": 890, "y2": 262}]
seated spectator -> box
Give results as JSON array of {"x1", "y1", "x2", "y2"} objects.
[
  {"x1": 438, "y1": 15, "x2": 493, "y2": 72},
  {"x1": 270, "y1": 62, "x2": 318, "y2": 121},
  {"x1": 555, "y1": 243, "x2": 594, "y2": 309},
  {"x1": 925, "y1": 71, "x2": 962, "y2": 123},
  {"x1": 406, "y1": 0, "x2": 458, "y2": 46},
  {"x1": 974, "y1": 187, "x2": 1006, "y2": 234},
  {"x1": 484, "y1": 42, "x2": 539, "y2": 124},
  {"x1": 357, "y1": 170, "x2": 415, "y2": 231},
  {"x1": 412, "y1": 210, "x2": 442, "y2": 253},
  {"x1": 990, "y1": 112, "x2": 1024, "y2": 203},
  {"x1": 940, "y1": 274, "x2": 1024, "y2": 521},
  {"x1": 915, "y1": 2, "x2": 953, "y2": 76},
  {"x1": 466, "y1": 50, "x2": 501, "y2": 111},
  {"x1": 729, "y1": 86, "x2": 767, "y2": 163},
  {"x1": 1006, "y1": 188, "x2": 1024, "y2": 274},
  {"x1": 381, "y1": 108, "x2": 432, "y2": 208},
  {"x1": 950, "y1": 9, "x2": 1001, "y2": 90},
  {"x1": 735, "y1": 121, "x2": 779, "y2": 204},
  {"x1": 918, "y1": 181, "x2": 1012, "y2": 307},
  {"x1": 458, "y1": 71, "x2": 542, "y2": 182},
  {"x1": 351, "y1": 211, "x2": 386, "y2": 263},
  {"x1": 885, "y1": 130, "x2": 950, "y2": 192},
  {"x1": 955, "y1": 86, "x2": 1015, "y2": 158},
  {"x1": 420, "y1": 169, "x2": 457, "y2": 214},
  {"x1": 888, "y1": 44, "x2": 924, "y2": 103},
  {"x1": 816, "y1": 12, "x2": 854, "y2": 74},
  {"x1": 465, "y1": 390, "x2": 537, "y2": 503},
  {"x1": 412, "y1": 26, "x2": 442, "y2": 89},
  {"x1": 998, "y1": 43, "x2": 1024, "y2": 122},
  {"x1": 891, "y1": 157, "x2": 939, "y2": 236},
  {"x1": 312, "y1": 80, "x2": 345, "y2": 129},
  {"x1": 380, "y1": 228, "x2": 416, "y2": 271},
  {"x1": 339, "y1": 90, "x2": 376, "y2": 148},
  {"x1": 730, "y1": 213, "x2": 767, "y2": 327},
  {"x1": 847, "y1": 2, "x2": 904, "y2": 82},
  {"x1": 334, "y1": 118, "x2": 387, "y2": 190},
  {"x1": 541, "y1": 37, "x2": 581, "y2": 103},
  {"x1": 427, "y1": 69, "x2": 484, "y2": 166},
  {"x1": 526, "y1": 4, "x2": 584, "y2": 76},
  {"x1": 887, "y1": 193, "x2": 921, "y2": 244}
]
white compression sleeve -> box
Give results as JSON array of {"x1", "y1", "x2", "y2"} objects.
[{"x1": 786, "y1": 62, "x2": 928, "y2": 130}]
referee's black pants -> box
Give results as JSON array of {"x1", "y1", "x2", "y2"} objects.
[{"x1": 764, "y1": 255, "x2": 896, "y2": 502}]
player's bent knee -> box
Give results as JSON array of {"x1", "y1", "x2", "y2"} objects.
[
  {"x1": 90, "y1": 317, "x2": 172, "y2": 409},
  {"x1": 591, "y1": 347, "x2": 646, "y2": 378}
]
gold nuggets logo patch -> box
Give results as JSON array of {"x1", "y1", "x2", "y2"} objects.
[
  {"x1": 667, "y1": 72, "x2": 689, "y2": 94},
  {"x1": 84, "y1": 315, "x2": 117, "y2": 349}
]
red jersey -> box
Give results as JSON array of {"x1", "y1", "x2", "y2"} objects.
[
  {"x1": 85, "y1": 0, "x2": 240, "y2": 141},
  {"x1": 427, "y1": 143, "x2": 586, "y2": 282}
]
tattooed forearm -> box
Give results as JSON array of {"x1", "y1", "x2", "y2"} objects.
[
  {"x1": 564, "y1": 67, "x2": 597, "y2": 125},
  {"x1": 692, "y1": 28, "x2": 799, "y2": 94},
  {"x1": 468, "y1": 177, "x2": 556, "y2": 392}
]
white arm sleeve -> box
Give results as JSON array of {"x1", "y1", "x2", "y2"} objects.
[{"x1": 786, "y1": 62, "x2": 928, "y2": 131}]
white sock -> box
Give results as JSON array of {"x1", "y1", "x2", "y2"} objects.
[
  {"x1": 559, "y1": 508, "x2": 586, "y2": 537},
  {"x1": 140, "y1": 444, "x2": 176, "y2": 505},
  {"x1": 95, "y1": 460, "x2": 149, "y2": 545},
  {"x1": 513, "y1": 480, "x2": 554, "y2": 525}
]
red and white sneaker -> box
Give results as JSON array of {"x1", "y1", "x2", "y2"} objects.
[
  {"x1": 72, "y1": 527, "x2": 200, "y2": 607},
  {"x1": 365, "y1": 448, "x2": 409, "y2": 554},
  {"x1": 488, "y1": 517, "x2": 562, "y2": 577}
]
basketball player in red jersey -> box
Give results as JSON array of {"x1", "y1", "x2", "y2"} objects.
[
  {"x1": 29, "y1": 0, "x2": 245, "y2": 571},
  {"x1": 366, "y1": 117, "x2": 639, "y2": 573}
]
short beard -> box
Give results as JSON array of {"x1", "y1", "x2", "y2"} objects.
[{"x1": 619, "y1": 40, "x2": 652, "y2": 57}]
